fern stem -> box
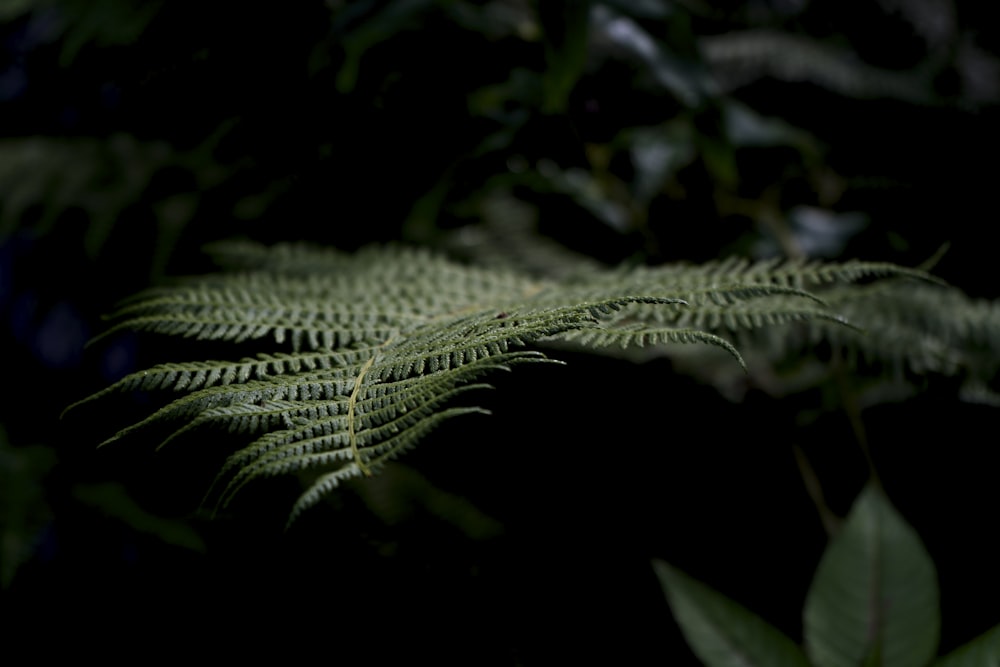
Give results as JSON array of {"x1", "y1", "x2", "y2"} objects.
[
  {"x1": 831, "y1": 345, "x2": 878, "y2": 482},
  {"x1": 348, "y1": 353, "x2": 378, "y2": 478},
  {"x1": 349, "y1": 334, "x2": 402, "y2": 477},
  {"x1": 792, "y1": 444, "x2": 840, "y2": 537}
]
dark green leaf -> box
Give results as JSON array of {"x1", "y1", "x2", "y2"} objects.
[
  {"x1": 804, "y1": 483, "x2": 940, "y2": 667},
  {"x1": 653, "y1": 559, "x2": 811, "y2": 667},
  {"x1": 934, "y1": 624, "x2": 1000, "y2": 667}
]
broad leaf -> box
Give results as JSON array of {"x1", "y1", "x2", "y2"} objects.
[
  {"x1": 934, "y1": 624, "x2": 1000, "y2": 667},
  {"x1": 804, "y1": 483, "x2": 940, "y2": 667},
  {"x1": 653, "y1": 560, "x2": 811, "y2": 667}
]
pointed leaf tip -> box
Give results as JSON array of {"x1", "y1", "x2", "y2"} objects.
[
  {"x1": 933, "y1": 623, "x2": 1000, "y2": 667},
  {"x1": 653, "y1": 560, "x2": 811, "y2": 667},
  {"x1": 804, "y1": 483, "x2": 940, "y2": 667}
]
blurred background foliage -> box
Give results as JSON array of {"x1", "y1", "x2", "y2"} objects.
[{"x1": 1, "y1": 0, "x2": 998, "y2": 663}]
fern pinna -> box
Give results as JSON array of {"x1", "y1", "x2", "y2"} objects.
[{"x1": 65, "y1": 240, "x2": 947, "y2": 525}]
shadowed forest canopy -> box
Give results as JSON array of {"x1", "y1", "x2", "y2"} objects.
[{"x1": 1, "y1": 1, "x2": 998, "y2": 664}]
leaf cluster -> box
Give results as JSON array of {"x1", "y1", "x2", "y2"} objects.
[{"x1": 656, "y1": 483, "x2": 1000, "y2": 667}]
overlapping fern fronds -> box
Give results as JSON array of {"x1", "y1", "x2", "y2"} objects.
[{"x1": 66, "y1": 240, "x2": 951, "y2": 524}]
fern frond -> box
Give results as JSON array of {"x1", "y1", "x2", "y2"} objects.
[
  {"x1": 216, "y1": 403, "x2": 490, "y2": 515},
  {"x1": 558, "y1": 326, "x2": 747, "y2": 371},
  {"x1": 286, "y1": 464, "x2": 364, "y2": 526},
  {"x1": 95, "y1": 370, "x2": 364, "y2": 448},
  {"x1": 71, "y1": 240, "x2": 949, "y2": 523},
  {"x1": 63, "y1": 351, "x2": 363, "y2": 416},
  {"x1": 827, "y1": 282, "x2": 1000, "y2": 379},
  {"x1": 603, "y1": 256, "x2": 942, "y2": 292},
  {"x1": 157, "y1": 398, "x2": 348, "y2": 450}
]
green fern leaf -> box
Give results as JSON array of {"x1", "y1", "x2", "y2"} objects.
[{"x1": 67, "y1": 241, "x2": 940, "y2": 523}]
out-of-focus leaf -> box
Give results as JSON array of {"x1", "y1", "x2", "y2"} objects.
[
  {"x1": 352, "y1": 464, "x2": 503, "y2": 540},
  {"x1": 955, "y1": 37, "x2": 1000, "y2": 107},
  {"x1": 722, "y1": 101, "x2": 813, "y2": 151},
  {"x1": 0, "y1": 132, "x2": 226, "y2": 271},
  {"x1": 958, "y1": 380, "x2": 1000, "y2": 407},
  {"x1": 73, "y1": 483, "x2": 205, "y2": 553},
  {"x1": 0, "y1": 0, "x2": 38, "y2": 20},
  {"x1": 0, "y1": 0, "x2": 160, "y2": 63},
  {"x1": 333, "y1": 0, "x2": 437, "y2": 93},
  {"x1": 883, "y1": 0, "x2": 956, "y2": 49},
  {"x1": 0, "y1": 135, "x2": 167, "y2": 252},
  {"x1": 440, "y1": 188, "x2": 605, "y2": 279},
  {"x1": 467, "y1": 68, "x2": 540, "y2": 124},
  {"x1": 603, "y1": 0, "x2": 675, "y2": 20},
  {"x1": 11, "y1": 0, "x2": 162, "y2": 65},
  {"x1": 591, "y1": 4, "x2": 711, "y2": 107},
  {"x1": 0, "y1": 428, "x2": 55, "y2": 589},
  {"x1": 701, "y1": 30, "x2": 933, "y2": 103},
  {"x1": 539, "y1": 1, "x2": 591, "y2": 114},
  {"x1": 699, "y1": 136, "x2": 739, "y2": 190},
  {"x1": 537, "y1": 159, "x2": 632, "y2": 232},
  {"x1": 753, "y1": 207, "x2": 868, "y2": 259},
  {"x1": 786, "y1": 207, "x2": 868, "y2": 258},
  {"x1": 628, "y1": 123, "x2": 696, "y2": 206},
  {"x1": 446, "y1": 0, "x2": 538, "y2": 42},
  {"x1": 804, "y1": 483, "x2": 940, "y2": 667},
  {"x1": 934, "y1": 624, "x2": 1000, "y2": 667},
  {"x1": 653, "y1": 559, "x2": 811, "y2": 667}
]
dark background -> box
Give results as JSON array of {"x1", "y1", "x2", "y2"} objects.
[{"x1": 2, "y1": 1, "x2": 998, "y2": 663}]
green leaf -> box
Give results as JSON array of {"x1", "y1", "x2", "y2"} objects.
[
  {"x1": 0, "y1": 429, "x2": 56, "y2": 589},
  {"x1": 934, "y1": 624, "x2": 1000, "y2": 667},
  {"x1": 73, "y1": 483, "x2": 206, "y2": 553},
  {"x1": 652, "y1": 560, "x2": 811, "y2": 667},
  {"x1": 539, "y1": 1, "x2": 591, "y2": 114},
  {"x1": 804, "y1": 483, "x2": 940, "y2": 667}
]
